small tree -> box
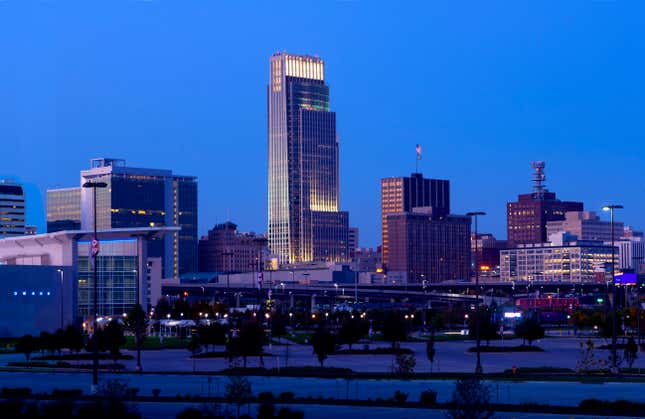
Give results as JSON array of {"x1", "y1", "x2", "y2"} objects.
[
  {"x1": 624, "y1": 337, "x2": 638, "y2": 369},
  {"x1": 514, "y1": 316, "x2": 545, "y2": 346},
  {"x1": 270, "y1": 314, "x2": 288, "y2": 344},
  {"x1": 225, "y1": 376, "x2": 252, "y2": 419},
  {"x1": 576, "y1": 339, "x2": 606, "y2": 374},
  {"x1": 311, "y1": 326, "x2": 336, "y2": 367},
  {"x1": 392, "y1": 352, "x2": 416, "y2": 376},
  {"x1": 426, "y1": 331, "x2": 436, "y2": 373},
  {"x1": 124, "y1": 304, "x2": 148, "y2": 371},
  {"x1": 382, "y1": 312, "x2": 407, "y2": 348},
  {"x1": 338, "y1": 317, "x2": 367, "y2": 350},
  {"x1": 468, "y1": 307, "x2": 499, "y2": 345},
  {"x1": 446, "y1": 378, "x2": 494, "y2": 419},
  {"x1": 103, "y1": 320, "x2": 126, "y2": 364},
  {"x1": 15, "y1": 334, "x2": 37, "y2": 364},
  {"x1": 153, "y1": 297, "x2": 171, "y2": 320},
  {"x1": 63, "y1": 324, "x2": 84, "y2": 353}
]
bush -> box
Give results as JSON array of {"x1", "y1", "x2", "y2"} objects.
[
  {"x1": 419, "y1": 389, "x2": 438, "y2": 406},
  {"x1": 258, "y1": 391, "x2": 276, "y2": 402},
  {"x1": 152, "y1": 388, "x2": 161, "y2": 397},
  {"x1": 176, "y1": 407, "x2": 203, "y2": 419},
  {"x1": 51, "y1": 388, "x2": 83, "y2": 398},
  {"x1": 1, "y1": 387, "x2": 32, "y2": 398},
  {"x1": 279, "y1": 391, "x2": 295, "y2": 402},
  {"x1": 393, "y1": 390, "x2": 408, "y2": 404}
]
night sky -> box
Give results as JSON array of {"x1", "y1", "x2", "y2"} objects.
[{"x1": 2, "y1": 1, "x2": 644, "y2": 247}]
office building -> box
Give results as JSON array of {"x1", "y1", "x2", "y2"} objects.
[
  {"x1": 387, "y1": 208, "x2": 470, "y2": 284},
  {"x1": 79, "y1": 158, "x2": 197, "y2": 277},
  {"x1": 500, "y1": 234, "x2": 614, "y2": 283},
  {"x1": 0, "y1": 227, "x2": 177, "y2": 327},
  {"x1": 381, "y1": 173, "x2": 450, "y2": 266},
  {"x1": 507, "y1": 162, "x2": 583, "y2": 245},
  {"x1": 198, "y1": 221, "x2": 268, "y2": 273},
  {"x1": 0, "y1": 180, "x2": 26, "y2": 237},
  {"x1": 267, "y1": 52, "x2": 349, "y2": 264},
  {"x1": 546, "y1": 211, "x2": 623, "y2": 243},
  {"x1": 47, "y1": 187, "x2": 81, "y2": 232},
  {"x1": 616, "y1": 238, "x2": 645, "y2": 271},
  {"x1": 348, "y1": 227, "x2": 359, "y2": 259},
  {"x1": 471, "y1": 233, "x2": 508, "y2": 272}
]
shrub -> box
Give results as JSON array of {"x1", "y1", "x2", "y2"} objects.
[
  {"x1": 152, "y1": 388, "x2": 161, "y2": 397},
  {"x1": 258, "y1": 391, "x2": 276, "y2": 402},
  {"x1": 1, "y1": 387, "x2": 32, "y2": 398},
  {"x1": 176, "y1": 407, "x2": 204, "y2": 419},
  {"x1": 393, "y1": 390, "x2": 408, "y2": 404},
  {"x1": 51, "y1": 388, "x2": 83, "y2": 398},
  {"x1": 279, "y1": 391, "x2": 295, "y2": 402},
  {"x1": 419, "y1": 389, "x2": 438, "y2": 406}
]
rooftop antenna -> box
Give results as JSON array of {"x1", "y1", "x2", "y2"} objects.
[
  {"x1": 531, "y1": 161, "x2": 546, "y2": 199},
  {"x1": 415, "y1": 144, "x2": 422, "y2": 173}
]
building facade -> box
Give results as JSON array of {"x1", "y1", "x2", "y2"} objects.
[
  {"x1": 507, "y1": 162, "x2": 583, "y2": 245},
  {"x1": 79, "y1": 158, "x2": 198, "y2": 277},
  {"x1": 617, "y1": 238, "x2": 645, "y2": 271},
  {"x1": 0, "y1": 180, "x2": 26, "y2": 237},
  {"x1": 267, "y1": 52, "x2": 349, "y2": 264},
  {"x1": 546, "y1": 211, "x2": 624, "y2": 243},
  {"x1": 471, "y1": 233, "x2": 508, "y2": 273},
  {"x1": 500, "y1": 238, "x2": 614, "y2": 283},
  {"x1": 387, "y1": 209, "x2": 470, "y2": 283},
  {"x1": 47, "y1": 187, "x2": 81, "y2": 232},
  {"x1": 381, "y1": 173, "x2": 450, "y2": 266},
  {"x1": 348, "y1": 227, "x2": 359, "y2": 259},
  {"x1": 198, "y1": 222, "x2": 268, "y2": 273}
]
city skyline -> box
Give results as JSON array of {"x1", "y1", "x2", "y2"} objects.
[{"x1": 2, "y1": 2, "x2": 644, "y2": 247}]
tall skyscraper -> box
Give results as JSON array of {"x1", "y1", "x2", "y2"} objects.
[
  {"x1": 380, "y1": 173, "x2": 450, "y2": 266},
  {"x1": 268, "y1": 52, "x2": 349, "y2": 264},
  {"x1": 47, "y1": 187, "x2": 81, "y2": 232},
  {"x1": 507, "y1": 162, "x2": 583, "y2": 246},
  {"x1": 0, "y1": 180, "x2": 25, "y2": 237},
  {"x1": 79, "y1": 158, "x2": 198, "y2": 276}
]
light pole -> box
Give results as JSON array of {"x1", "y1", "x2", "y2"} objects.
[
  {"x1": 57, "y1": 269, "x2": 64, "y2": 329},
  {"x1": 82, "y1": 180, "x2": 107, "y2": 392},
  {"x1": 603, "y1": 204, "x2": 623, "y2": 373},
  {"x1": 466, "y1": 211, "x2": 486, "y2": 375},
  {"x1": 220, "y1": 251, "x2": 233, "y2": 303}
]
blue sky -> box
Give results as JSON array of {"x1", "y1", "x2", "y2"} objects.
[{"x1": 1, "y1": 1, "x2": 644, "y2": 247}]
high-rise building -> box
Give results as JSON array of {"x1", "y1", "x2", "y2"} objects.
[
  {"x1": 507, "y1": 162, "x2": 583, "y2": 245},
  {"x1": 47, "y1": 187, "x2": 81, "y2": 232},
  {"x1": 381, "y1": 173, "x2": 450, "y2": 266},
  {"x1": 387, "y1": 208, "x2": 470, "y2": 284},
  {"x1": 546, "y1": 211, "x2": 624, "y2": 243},
  {"x1": 267, "y1": 52, "x2": 349, "y2": 264},
  {"x1": 0, "y1": 180, "x2": 25, "y2": 238},
  {"x1": 348, "y1": 227, "x2": 359, "y2": 259},
  {"x1": 79, "y1": 158, "x2": 198, "y2": 277},
  {"x1": 198, "y1": 221, "x2": 268, "y2": 273},
  {"x1": 471, "y1": 233, "x2": 508, "y2": 272}
]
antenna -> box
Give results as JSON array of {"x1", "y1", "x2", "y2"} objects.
[
  {"x1": 531, "y1": 161, "x2": 546, "y2": 198},
  {"x1": 415, "y1": 144, "x2": 422, "y2": 173}
]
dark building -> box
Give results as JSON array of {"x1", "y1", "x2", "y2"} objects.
[
  {"x1": 381, "y1": 173, "x2": 450, "y2": 266},
  {"x1": 198, "y1": 222, "x2": 268, "y2": 273},
  {"x1": 507, "y1": 162, "x2": 583, "y2": 246},
  {"x1": 79, "y1": 158, "x2": 198, "y2": 277},
  {"x1": 0, "y1": 180, "x2": 26, "y2": 237},
  {"x1": 471, "y1": 233, "x2": 508, "y2": 275},
  {"x1": 268, "y1": 52, "x2": 349, "y2": 264},
  {"x1": 387, "y1": 209, "x2": 470, "y2": 284}
]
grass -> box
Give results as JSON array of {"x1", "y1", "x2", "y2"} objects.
[
  {"x1": 467, "y1": 345, "x2": 544, "y2": 353},
  {"x1": 123, "y1": 335, "x2": 188, "y2": 350}
]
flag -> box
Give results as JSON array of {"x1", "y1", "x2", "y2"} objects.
[
  {"x1": 91, "y1": 238, "x2": 100, "y2": 258},
  {"x1": 416, "y1": 144, "x2": 422, "y2": 160}
]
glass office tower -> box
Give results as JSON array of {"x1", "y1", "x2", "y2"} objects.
[
  {"x1": 0, "y1": 180, "x2": 25, "y2": 237},
  {"x1": 47, "y1": 187, "x2": 81, "y2": 232},
  {"x1": 79, "y1": 158, "x2": 198, "y2": 277},
  {"x1": 268, "y1": 53, "x2": 349, "y2": 264}
]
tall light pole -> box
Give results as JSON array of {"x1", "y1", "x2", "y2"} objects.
[
  {"x1": 57, "y1": 269, "x2": 64, "y2": 329},
  {"x1": 603, "y1": 204, "x2": 623, "y2": 374},
  {"x1": 83, "y1": 180, "x2": 107, "y2": 392},
  {"x1": 466, "y1": 211, "x2": 486, "y2": 375}
]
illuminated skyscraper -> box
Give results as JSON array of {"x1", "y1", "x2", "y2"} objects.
[
  {"x1": 0, "y1": 180, "x2": 25, "y2": 237},
  {"x1": 268, "y1": 52, "x2": 349, "y2": 264}
]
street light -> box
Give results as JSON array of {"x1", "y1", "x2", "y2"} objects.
[
  {"x1": 466, "y1": 211, "x2": 486, "y2": 375},
  {"x1": 602, "y1": 204, "x2": 623, "y2": 373},
  {"x1": 82, "y1": 180, "x2": 107, "y2": 393},
  {"x1": 57, "y1": 269, "x2": 64, "y2": 329}
]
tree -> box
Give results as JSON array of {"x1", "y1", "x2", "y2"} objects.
[
  {"x1": 124, "y1": 304, "x2": 148, "y2": 371},
  {"x1": 270, "y1": 314, "x2": 288, "y2": 344},
  {"x1": 382, "y1": 312, "x2": 407, "y2": 348},
  {"x1": 39, "y1": 331, "x2": 55, "y2": 356},
  {"x1": 311, "y1": 326, "x2": 336, "y2": 367},
  {"x1": 576, "y1": 339, "x2": 606, "y2": 374},
  {"x1": 392, "y1": 352, "x2": 416, "y2": 375},
  {"x1": 15, "y1": 334, "x2": 37, "y2": 364},
  {"x1": 63, "y1": 325, "x2": 84, "y2": 353},
  {"x1": 338, "y1": 317, "x2": 367, "y2": 350},
  {"x1": 153, "y1": 297, "x2": 171, "y2": 320},
  {"x1": 624, "y1": 337, "x2": 638, "y2": 369},
  {"x1": 198, "y1": 322, "x2": 228, "y2": 352},
  {"x1": 468, "y1": 307, "x2": 499, "y2": 345},
  {"x1": 103, "y1": 320, "x2": 126, "y2": 364},
  {"x1": 227, "y1": 319, "x2": 265, "y2": 368},
  {"x1": 225, "y1": 376, "x2": 252, "y2": 419},
  {"x1": 446, "y1": 378, "x2": 494, "y2": 419},
  {"x1": 426, "y1": 331, "x2": 436, "y2": 373},
  {"x1": 514, "y1": 316, "x2": 545, "y2": 346}
]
